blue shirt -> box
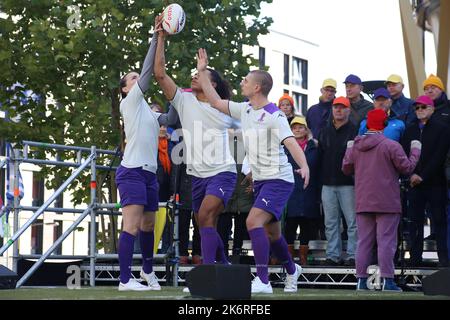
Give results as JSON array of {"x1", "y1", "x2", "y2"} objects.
[{"x1": 359, "y1": 118, "x2": 405, "y2": 142}]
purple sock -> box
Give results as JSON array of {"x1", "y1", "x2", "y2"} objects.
[
  {"x1": 249, "y1": 227, "x2": 270, "y2": 284},
  {"x1": 200, "y1": 227, "x2": 219, "y2": 264},
  {"x1": 216, "y1": 234, "x2": 230, "y2": 264},
  {"x1": 118, "y1": 231, "x2": 135, "y2": 284},
  {"x1": 270, "y1": 236, "x2": 296, "y2": 274},
  {"x1": 139, "y1": 230, "x2": 154, "y2": 274}
]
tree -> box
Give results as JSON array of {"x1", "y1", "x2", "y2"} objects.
[{"x1": 0, "y1": 0, "x2": 272, "y2": 251}]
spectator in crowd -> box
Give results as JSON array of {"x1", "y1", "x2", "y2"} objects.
[
  {"x1": 401, "y1": 95, "x2": 449, "y2": 267},
  {"x1": 284, "y1": 116, "x2": 321, "y2": 265},
  {"x1": 278, "y1": 93, "x2": 297, "y2": 123},
  {"x1": 344, "y1": 74, "x2": 373, "y2": 127},
  {"x1": 156, "y1": 124, "x2": 173, "y2": 202},
  {"x1": 386, "y1": 74, "x2": 416, "y2": 125},
  {"x1": 318, "y1": 96, "x2": 358, "y2": 266},
  {"x1": 423, "y1": 74, "x2": 450, "y2": 247},
  {"x1": 359, "y1": 88, "x2": 405, "y2": 142},
  {"x1": 343, "y1": 108, "x2": 421, "y2": 292},
  {"x1": 306, "y1": 78, "x2": 337, "y2": 139},
  {"x1": 424, "y1": 74, "x2": 450, "y2": 126}
]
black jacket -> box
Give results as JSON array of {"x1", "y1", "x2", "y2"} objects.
[
  {"x1": 318, "y1": 121, "x2": 357, "y2": 186},
  {"x1": 349, "y1": 95, "x2": 374, "y2": 127},
  {"x1": 431, "y1": 92, "x2": 450, "y2": 127},
  {"x1": 224, "y1": 164, "x2": 253, "y2": 213},
  {"x1": 170, "y1": 162, "x2": 193, "y2": 210},
  {"x1": 401, "y1": 117, "x2": 448, "y2": 186}
]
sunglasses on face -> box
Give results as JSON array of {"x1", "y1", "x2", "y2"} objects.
[{"x1": 414, "y1": 105, "x2": 429, "y2": 111}]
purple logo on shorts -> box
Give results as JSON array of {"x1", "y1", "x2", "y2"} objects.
[{"x1": 258, "y1": 113, "x2": 266, "y2": 122}]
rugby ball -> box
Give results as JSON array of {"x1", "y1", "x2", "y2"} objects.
[{"x1": 162, "y1": 3, "x2": 186, "y2": 35}]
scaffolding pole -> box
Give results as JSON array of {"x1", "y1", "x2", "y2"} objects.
[
  {"x1": 12, "y1": 149, "x2": 20, "y2": 273},
  {"x1": 22, "y1": 140, "x2": 118, "y2": 156},
  {"x1": 89, "y1": 146, "x2": 97, "y2": 287}
]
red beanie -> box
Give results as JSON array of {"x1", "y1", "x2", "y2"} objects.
[{"x1": 367, "y1": 109, "x2": 388, "y2": 131}]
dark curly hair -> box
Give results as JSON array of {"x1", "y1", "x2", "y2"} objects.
[{"x1": 207, "y1": 68, "x2": 231, "y2": 100}]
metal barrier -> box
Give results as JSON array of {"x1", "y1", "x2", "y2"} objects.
[{"x1": 0, "y1": 141, "x2": 176, "y2": 288}]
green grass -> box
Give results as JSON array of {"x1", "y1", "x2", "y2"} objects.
[{"x1": 0, "y1": 287, "x2": 448, "y2": 300}]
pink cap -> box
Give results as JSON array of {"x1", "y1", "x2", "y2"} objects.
[{"x1": 413, "y1": 95, "x2": 434, "y2": 107}]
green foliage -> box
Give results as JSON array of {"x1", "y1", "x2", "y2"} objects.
[{"x1": 0, "y1": 0, "x2": 272, "y2": 205}]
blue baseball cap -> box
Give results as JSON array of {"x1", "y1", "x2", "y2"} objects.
[
  {"x1": 343, "y1": 74, "x2": 362, "y2": 85},
  {"x1": 373, "y1": 88, "x2": 390, "y2": 99}
]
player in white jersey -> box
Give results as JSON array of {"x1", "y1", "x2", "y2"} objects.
[
  {"x1": 196, "y1": 48, "x2": 310, "y2": 294},
  {"x1": 154, "y1": 16, "x2": 236, "y2": 265},
  {"x1": 115, "y1": 21, "x2": 176, "y2": 291}
]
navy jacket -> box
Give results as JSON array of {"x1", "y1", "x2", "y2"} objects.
[
  {"x1": 306, "y1": 99, "x2": 333, "y2": 139},
  {"x1": 285, "y1": 139, "x2": 321, "y2": 218},
  {"x1": 391, "y1": 94, "x2": 416, "y2": 126}
]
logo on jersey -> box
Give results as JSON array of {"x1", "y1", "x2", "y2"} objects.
[
  {"x1": 262, "y1": 198, "x2": 270, "y2": 206},
  {"x1": 219, "y1": 188, "x2": 225, "y2": 196},
  {"x1": 258, "y1": 113, "x2": 266, "y2": 122}
]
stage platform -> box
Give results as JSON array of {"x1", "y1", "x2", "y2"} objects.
[
  {"x1": 0, "y1": 286, "x2": 447, "y2": 300},
  {"x1": 79, "y1": 264, "x2": 439, "y2": 290}
]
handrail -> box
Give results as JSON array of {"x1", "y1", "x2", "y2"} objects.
[
  {"x1": 19, "y1": 158, "x2": 117, "y2": 171},
  {"x1": 22, "y1": 140, "x2": 118, "y2": 156}
]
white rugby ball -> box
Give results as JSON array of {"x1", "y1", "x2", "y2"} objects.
[{"x1": 162, "y1": 3, "x2": 186, "y2": 35}]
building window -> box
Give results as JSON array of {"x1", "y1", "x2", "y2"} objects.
[
  {"x1": 292, "y1": 92, "x2": 308, "y2": 116},
  {"x1": 53, "y1": 220, "x2": 63, "y2": 255},
  {"x1": 32, "y1": 172, "x2": 44, "y2": 207},
  {"x1": 31, "y1": 219, "x2": 44, "y2": 254},
  {"x1": 259, "y1": 47, "x2": 265, "y2": 69},
  {"x1": 283, "y1": 54, "x2": 290, "y2": 85},
  {"x1": 292, "y1": 57, "x2": 308, "y2": 89}
]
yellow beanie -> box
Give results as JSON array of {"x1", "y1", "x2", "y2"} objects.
[{"x1": 423, "y1": 74, "x2": 445, "y2": 91}]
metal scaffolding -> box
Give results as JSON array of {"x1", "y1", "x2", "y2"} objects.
[{"x1": 0, "y1": 141, "x2": 175, "y2": 288}]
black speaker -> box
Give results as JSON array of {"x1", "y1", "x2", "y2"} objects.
[
  {"x1": 186, "y1": 264, "x2": 251, "y2": 299},
  {"x1": 0, "y1": 265, "x2": 18, "y2": 290},
  {"x1": 422, "y1": 268, "x2": 450, "y2": 296}
]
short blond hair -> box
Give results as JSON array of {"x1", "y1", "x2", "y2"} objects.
[{"x1": 249, "y1": 70, "x2": 273, "y2": 96}]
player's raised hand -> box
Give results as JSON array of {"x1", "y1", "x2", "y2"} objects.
[
  {"x1": 295, "y1": 167, "x2": 310, "y2": 189},
  {"x1": 197, "y1": 48, "x2": 208, "y2": 72},
  {"x1": 154, "y1": 15, "x2": 165, "y2": 35}
]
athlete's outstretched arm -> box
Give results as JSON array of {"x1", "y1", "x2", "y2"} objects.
[
  {"x1": 137, "y1": 29, "x2": 158, "y2": 93},
  {"x1": 283, "y1": 137, "x2": 310, "y2": 188},
  {"x1": 197, "y1": 48, "x2": 230, "y2": 115},
  {"x1": 154, "y1": 15, "x2": 177, "y2": 101},
  {"x1": 158, "y1": 104, "x2": 179, "y2": 126}
]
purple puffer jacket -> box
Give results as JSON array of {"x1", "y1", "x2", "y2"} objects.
[{"x1": 342, "y1": 133, "x2": 420, "y2": 214}]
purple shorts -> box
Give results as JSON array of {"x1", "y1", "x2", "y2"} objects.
[
  {"x1": 115, "y1": 165, "x2": 159, "y2": 212},
  {"x1": 191, "y1": 171, "x2": 237, "y2": 213},
  {"x1": 253, "y1": 179, "x2": 294, "y2": 220}
]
